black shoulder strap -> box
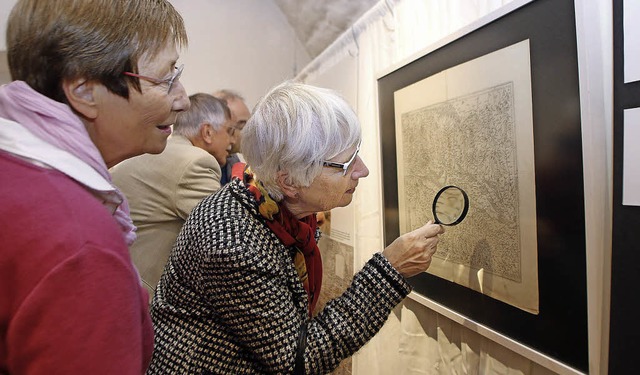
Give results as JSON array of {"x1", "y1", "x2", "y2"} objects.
[{"x1": 293, "y1": 322, "x2": 307, "y2": 375}]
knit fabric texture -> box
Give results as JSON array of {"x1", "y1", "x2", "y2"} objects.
[{"x1": 147, "y1": 178, "x2": 411, "y2": 374}]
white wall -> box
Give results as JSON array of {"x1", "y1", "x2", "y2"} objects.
[
  {"x1": 169, "y1": 0, "x2": 310, "y2": 108},
  {"x1": 0, "y1": 0, "x2": 310, "y2": 108},
  {"x1": 0, "y1": 0, "x2": 17, "y2": 50}
]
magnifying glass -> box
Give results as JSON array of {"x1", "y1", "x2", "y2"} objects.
[{"x1": 432, "y1": 185, "x2": 469, "y2": 226}]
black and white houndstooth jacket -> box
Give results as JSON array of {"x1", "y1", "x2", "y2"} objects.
[{"x1": 146, "y1": 178, "x2": 411, "y2": 375}]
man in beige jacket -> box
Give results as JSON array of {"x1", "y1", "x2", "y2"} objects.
[{"x1": 111, "y1": 93, "x2": 237, "y2": 299}]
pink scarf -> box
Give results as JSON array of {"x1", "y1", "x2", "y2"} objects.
[{"x1": 0, "y1": 81, "x2": 136, "y2": 245}]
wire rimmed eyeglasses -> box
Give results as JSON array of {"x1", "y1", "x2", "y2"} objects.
[
  {"x1": 221, "y1": 123, "x2": 240, "y2": 137},
  {"x1": 322, "y1": 140, "x2": 361, "y2": 176},
  {"x1": 123, "y1": 64, "x2": 184, "y2": 94}
]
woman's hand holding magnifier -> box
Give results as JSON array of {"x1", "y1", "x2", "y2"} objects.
[
  {"x1": 382, "y1": 221, "x2": 445, "y2": 278},
  {"x1": 383, "y1": 185, "x2": 470, "y2": 278}
]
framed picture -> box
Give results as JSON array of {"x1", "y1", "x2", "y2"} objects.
[{"x1": 378, "y1": 0, "x2": 588, "y2": 372}]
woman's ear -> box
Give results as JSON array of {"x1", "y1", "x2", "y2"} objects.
[
  {"x1": 276, "y1": 170, "x2": 299, "y2": 199},
  {"x1": 62, "y1": 78, "x2": 98, "y2": 120}
]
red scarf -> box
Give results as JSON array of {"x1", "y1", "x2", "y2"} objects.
[{"x1": 233, "y1": 163, "x2": 322, "y2": 316}]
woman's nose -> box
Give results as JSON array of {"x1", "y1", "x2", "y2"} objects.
[
  {"x1": 172, "y1": 81, "x2": 190, "y2": 112},
  {"x1": 351, "y1": 156, "x2": 369, "y2": 179}
]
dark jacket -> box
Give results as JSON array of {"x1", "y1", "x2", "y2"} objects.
[{"x1": 147, "y1": 178, "x2": 411, "y2": 374}]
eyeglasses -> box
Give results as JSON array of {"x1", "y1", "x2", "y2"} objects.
[
  {"x1": 221, "y1": 124, "x2": 239, "y2": 137},
  {"x1": 123, "y1": 64, "x2": 184, "y2": 93},
  {"x1": 322, "y1": 140, "x2": 361, "y2": 176}
]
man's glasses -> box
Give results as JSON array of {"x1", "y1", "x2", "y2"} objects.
[
  {"x1": 222, "y1": 124, "x2": 239, "y2": 137},
  {"x1": 322, "y1": 140, "x2": 361, "y2": 176},
  {"x1": 123, "y1": 64, "x2": 184, "y2": 94}
]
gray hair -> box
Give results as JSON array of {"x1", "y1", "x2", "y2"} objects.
[
  {"x1": 213, "y1": 89, "x2": 245, "y2": 104},
  {"x1": 242, "y1": 81, "x2": 361, "y2": 201},
  {"x1": 174, "y1": 93, "x2": 230, "y2": 139}
]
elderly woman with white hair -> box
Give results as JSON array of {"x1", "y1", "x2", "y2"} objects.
[{"x1": 148, "y1": 81, "x2": 444, "y2": 375}]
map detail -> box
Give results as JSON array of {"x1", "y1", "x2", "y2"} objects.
[{"x1": 400, "y1": 82, "x2": 522, "y2": 282}]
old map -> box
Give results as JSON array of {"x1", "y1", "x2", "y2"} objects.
[
  {"x1": 394, "y1": 40, "x2": 539, "y2": 313},
  {"x1": 400, "y1": 82, "x2": 521, "y2": 282}
]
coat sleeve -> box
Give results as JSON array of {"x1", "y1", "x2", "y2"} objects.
[
  {"x1": 204, "y1": 233, "x2": 411, "y2": 375},
  {"x1": 6, "y1": 243, "x2": 153, "y2": 375}
]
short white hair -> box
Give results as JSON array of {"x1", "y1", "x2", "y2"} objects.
[{"x1": 242, "y1": 81, "x2": 361, "y2": 201}]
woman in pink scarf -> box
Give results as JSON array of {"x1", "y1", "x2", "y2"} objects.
[{"x1": 0, "y1": 1, "x2": 190, "y2": 374}]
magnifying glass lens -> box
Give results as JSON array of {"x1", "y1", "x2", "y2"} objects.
[{"x1": 432, "y1": 186, "x2": 469, "y2": 226}]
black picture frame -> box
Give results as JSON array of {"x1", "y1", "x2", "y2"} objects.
[{"x1": 378, "y1": 0, "x2": 588, "y2": 371}]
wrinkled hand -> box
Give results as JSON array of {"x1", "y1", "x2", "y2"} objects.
[{"x1": 382, "y1": 221, "x2": 444, "y2": 278}]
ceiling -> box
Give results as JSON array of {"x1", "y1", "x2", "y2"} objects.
[{"x1": 274, "y1": 0, "x2": 379, "y2": 59}]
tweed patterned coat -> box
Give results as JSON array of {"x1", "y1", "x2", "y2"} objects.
[{"x1": 147, "y1": 178, "x2": 411, "y2": 375}]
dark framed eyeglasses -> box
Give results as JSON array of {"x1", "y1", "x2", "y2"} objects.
[
  {"x1": 123, "y1": 64, "x2": 184, "y2": 94},
  {"x1": 322, "y1": 140, "x2": 361, "y2": 176}
]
